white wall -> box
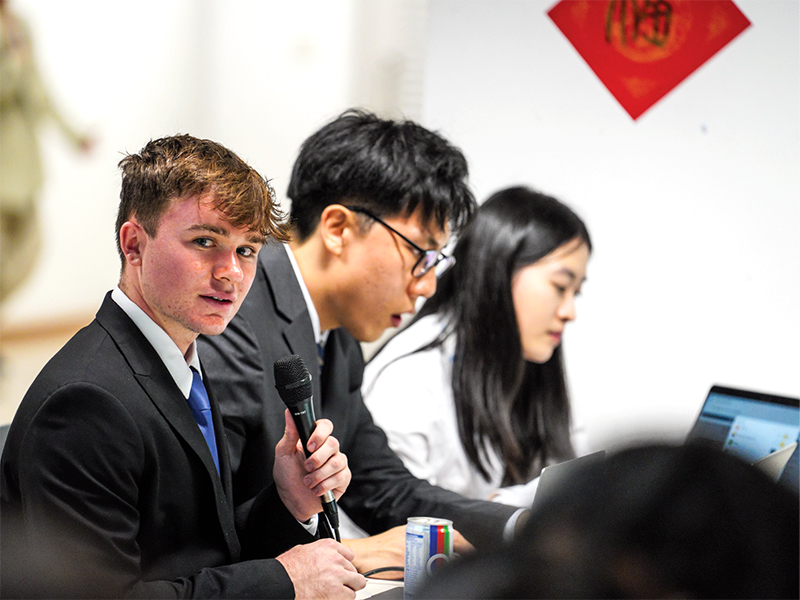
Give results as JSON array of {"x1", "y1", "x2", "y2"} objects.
[
  {"x1": 2, "y1": 0, "x2": 353, "y2": 325},
  {"x1": 2, "y1": 0, "x2": 427, "y2": 325},
  {"x1": 422, "y1": 0, "x2": 799, "y2": 451}
]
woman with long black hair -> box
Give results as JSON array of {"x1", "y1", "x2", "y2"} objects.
[{"x1": 363, "y1": 186, "x2": 592, "y2": 503}]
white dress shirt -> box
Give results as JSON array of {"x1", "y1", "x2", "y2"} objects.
[{"x1": 111, "y1": 286, "x2": 200, "y2": 395}]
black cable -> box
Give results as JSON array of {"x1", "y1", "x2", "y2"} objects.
[
  {"x1": 322, "y1": 501, "x2": 341, "y2": 541},
  {"x1": 319, "y1": 511, "x2": 340, "y2": 542},
  {"x1": 363, "y1": 566, "x2": 404, "y2": 578}
]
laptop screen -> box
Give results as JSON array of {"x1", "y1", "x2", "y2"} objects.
[{"x1": 686, "y1": 385, "x2": 800, "y2": 473}]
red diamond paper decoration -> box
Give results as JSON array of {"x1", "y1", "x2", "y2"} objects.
[{"x1": 548, "y1": 0, "x2": 751, "y2": 119}]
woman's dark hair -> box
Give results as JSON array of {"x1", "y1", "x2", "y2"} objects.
[{"x1": 414, "y1": 186, "x2": 592, "y2": 485}]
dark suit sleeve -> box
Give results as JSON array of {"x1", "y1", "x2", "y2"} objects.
[
  {"x1": 340, "y1": 398, "x2": 518, "y2": 549},
  {"x1": 8, "y1": 383, "x2": 296, "y2": 599},
  {"x1": 325, "y1": 332, "x2": 519, "y2": 551},
  {"x1": 235, "y1": 482, "x2": 317, "y2": 559}
]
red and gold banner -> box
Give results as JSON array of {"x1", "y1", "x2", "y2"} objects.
[{"x1": 548, "y1": 0, "x2": 751, "y2": 119}]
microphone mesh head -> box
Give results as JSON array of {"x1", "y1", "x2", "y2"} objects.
[{"x1": 274, "y1": 354, "x2": 313, "y2": 407}]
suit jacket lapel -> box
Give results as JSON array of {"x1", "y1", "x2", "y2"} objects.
[
  {"x1": 95, "y1": 294, "x2": 241, "y2": 559},
  {"x1": 260, "y1": 243, "x2": 324, "y2": 415}
]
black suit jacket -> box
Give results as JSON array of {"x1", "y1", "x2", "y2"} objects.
[
  {"x1": 198, "y1": 242, "x2": 518, "y2": 550},
  {"x1": 0, "y1": 294, "x2": 312, "y2": 599}
]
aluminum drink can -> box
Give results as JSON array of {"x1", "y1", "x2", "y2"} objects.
[{"x1": 404, "y1": 517, "x2": 453, "y2": 598}]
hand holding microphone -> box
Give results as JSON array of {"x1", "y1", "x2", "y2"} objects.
[{"x1": 273, "y1": 354, "x2": 345, "y2": 540}]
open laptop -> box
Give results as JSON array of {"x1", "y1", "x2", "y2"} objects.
[
  {"x1": 685, "y1": 385, "x2": 800, "y2": 490},
  {"x1": 533, "y1": 385, "x2": 799, "y2": 506},
  {"x1": 499, "y1": 385, "x2": 798, "y2": 512}
]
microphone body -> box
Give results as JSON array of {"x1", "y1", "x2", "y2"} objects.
[{"x1": 274, "y1": 354, "x2": 340, "y2": 540}]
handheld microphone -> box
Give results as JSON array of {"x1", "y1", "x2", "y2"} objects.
[{"x1": 274, "y1": 354, "x2": 340, "y2": 541}]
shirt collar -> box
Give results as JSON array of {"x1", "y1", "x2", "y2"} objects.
[
  {"x1": 284, "y1": 243, "x2": 329, "y2": 346},
  {"x1": 111, "y1": 286, "x2": 199, "y2": 398}
]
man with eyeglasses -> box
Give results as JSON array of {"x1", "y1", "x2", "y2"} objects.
[{"x1": 198, "y1": 110, "x2": 525, "y2": 576}]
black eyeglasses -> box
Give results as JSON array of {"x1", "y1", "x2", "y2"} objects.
[{"x1": 346, "y1": 206, "x2": 454, "y2": 278}]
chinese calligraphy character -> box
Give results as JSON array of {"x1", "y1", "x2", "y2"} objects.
[{"x1": 606, "y1": 0, "x2": 673, "y2": 47}]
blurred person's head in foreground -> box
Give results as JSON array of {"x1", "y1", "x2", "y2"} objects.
[{"x1": 419, "y1": 442, "x2": 799, "y2": 599}]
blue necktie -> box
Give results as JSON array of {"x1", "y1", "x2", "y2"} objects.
[{"x1": 187, "y1": 368, "x2": 220, "y2": 474}]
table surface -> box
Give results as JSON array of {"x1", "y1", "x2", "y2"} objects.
[{"x1": 357, "y1": 577, "x2": 404, "y2": 599}]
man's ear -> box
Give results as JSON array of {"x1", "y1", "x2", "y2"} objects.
[
  {"x1": 317, "y1": 205, "x2": 356, "y2": 256},
  {"x1": 118, "y1": 220, "x2": 146, "y2": 267}
]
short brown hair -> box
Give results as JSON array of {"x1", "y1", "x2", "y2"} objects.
[{"x1": 116, "y1": 134, "x2": 289, "y2": 265}]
